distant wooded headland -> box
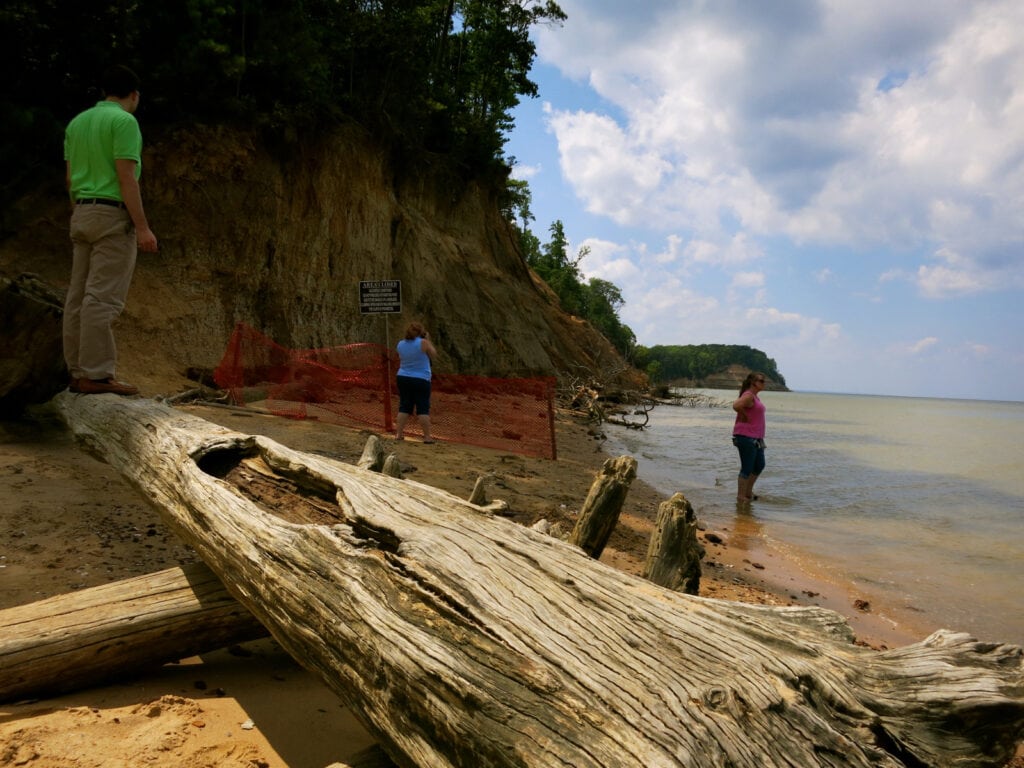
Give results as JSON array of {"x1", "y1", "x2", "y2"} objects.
[{"x1": 635, "y1": 344, "x2": 788, "y2": 391}]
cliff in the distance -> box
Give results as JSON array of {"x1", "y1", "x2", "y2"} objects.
[
  {"x1": 0, "y1": 124, "x2": 641, "y2": 393},
  {"x1": 669, "y1": 365, "x2": 788, "y2": 392}
]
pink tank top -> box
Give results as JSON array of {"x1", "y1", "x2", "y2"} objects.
[{"x1": 733, "y1": 391, "x2": 766, "y2": 439}]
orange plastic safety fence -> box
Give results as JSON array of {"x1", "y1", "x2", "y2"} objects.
[{"x1": 213, "y1": 323, "x2": 557, "y2": 459}]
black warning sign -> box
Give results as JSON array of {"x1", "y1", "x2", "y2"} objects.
[{"x1": 359, "y1": 280, "x2": 402, "y2": 314}]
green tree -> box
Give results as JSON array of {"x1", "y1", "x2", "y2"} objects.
[
  {"x1": 502, "y1": 175, "x2": 534, "y2": 230},
  {"x1": 527, "y1": 221, "x2": 587, "y2": 316},
  {"x1": 0, "y1": 0, "x2": 567, "y2": 220},
  {"x1": 638, "y1": 344, "x2": 786, "y2": 386},
  {"x1": 517, "y1": 215, "x2": 637, "y2": 358},
  {"x1": 583, "y1": 278, "x2": 636, "y2": 357}
]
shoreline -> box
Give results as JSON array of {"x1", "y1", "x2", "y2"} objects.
[
  {"x1": 1, "y1": 398, "x2": 922, "y2": 766},
  {"x1": 597, "y1": 466, "x2": 925, "y2": 650}
]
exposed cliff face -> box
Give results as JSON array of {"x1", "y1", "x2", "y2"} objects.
[
  {"x1": 668, "y1": 365, "x2": 788, "y2": 393},
  {"x1": 0, "y1": 124, "x2": 640, "y2": 392}
]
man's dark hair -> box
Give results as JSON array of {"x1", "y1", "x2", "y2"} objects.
[{"x1": 101, "y1": 65, "x2": 140, "y2": 98}]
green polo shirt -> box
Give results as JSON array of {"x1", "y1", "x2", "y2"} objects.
[{"x1": 64, "y1": 100, "x2": 143, "y2": 202}]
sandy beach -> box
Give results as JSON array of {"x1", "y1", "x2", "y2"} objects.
[{"x1": 1, "y1": 388, "x2": 924, "y2": 768}]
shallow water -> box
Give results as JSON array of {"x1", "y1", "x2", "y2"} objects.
[{"x1": 603, "y1": 390, "x2": 1024, "y2": 646}]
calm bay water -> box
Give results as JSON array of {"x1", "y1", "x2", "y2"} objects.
[{"x1": 603, "y1": 390, "x2": 1024, "y2": 646}]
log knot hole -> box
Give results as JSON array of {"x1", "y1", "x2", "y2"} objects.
[
  {"x1": 704, "y1": 686, "x2": 729, "y2": 710},
  {"x1": 699, "y1": 685, "x2": 752, "y2": 719}
]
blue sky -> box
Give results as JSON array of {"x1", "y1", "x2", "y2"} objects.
[{"x1": 504, "y1": 0, "x2": 1024, "y2": 401}]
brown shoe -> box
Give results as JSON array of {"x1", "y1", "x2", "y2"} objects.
[{"x1": 74, "y1": 377, "x2": 139, "y2": 396}]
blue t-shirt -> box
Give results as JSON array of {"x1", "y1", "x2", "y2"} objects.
[{"x1": 396, "y1": 338, "x2": 431, "y2": 380}]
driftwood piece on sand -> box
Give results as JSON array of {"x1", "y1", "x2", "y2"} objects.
[
  {"x1": 52, "y1": 393, "x2": 1024, "y2": 768},
  {"x1": 642, "y1": 492, "x2": 704, "y2": 594},
  {"x1": 467, "y1": 474, "x2": 511, "y2": 515},
  {"x1": 358, "y1": 433, "x2": 385, "y2": 471},
  {"x1": 468, "y1": 475, "x2": 489, "y2": 505},
  {"x1": 381, "y1": 453, "x2": 403, "y2": 478},
  {"x1": 567, "y1": 454, "x2": 637, "y2": 558},
  {"x1": 0, "y1": 562, "x2": 268, "y2": 703}
]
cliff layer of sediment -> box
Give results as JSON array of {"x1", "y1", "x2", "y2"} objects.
[{"x1": 0, "y1": 123, "x2": 640, "y2": 393}]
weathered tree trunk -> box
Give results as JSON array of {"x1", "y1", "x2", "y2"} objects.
[
  {"x1": 642, "y1": 492, "x2": 704, "y2": 594},
  {"x1": 52, "y1": 393, "x2": 1024, "y2": 768},
  {"x1": 0, "y1": 562, "x2": 268, "y2": 703},
  {"x1": 567, "y1": 455, "x2": 637, "y2": 557}
]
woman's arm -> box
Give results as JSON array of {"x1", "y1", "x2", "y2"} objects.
[
  {"x1": 421, "y1": 334, "x2": 438, "y2": 360},
  {"x1": 733, "y1": 391, "x2": 753, "y2": 419}
]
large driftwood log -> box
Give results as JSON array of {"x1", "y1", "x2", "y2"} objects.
[
  {"x1": 52, "y1": 393, "x2": 1024, "y2": 768},
  {"x1": 567, "y1": 455, "x2": 637, "y2": 558},
  {"x1": 0, "y1": 562, "x2": 268, "y2": 702}
]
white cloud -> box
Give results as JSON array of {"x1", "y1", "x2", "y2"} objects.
[
  {"x1": 514, "y1": 0, "x2": 1024, "y2": 399},
  {"x1": 731, "y1": 272, "x2": 765, "y2": 289},
  {"x1": 510, "y1": 162, "x2": 541, "y2": 180},
  {"x1": 878, "y1": 268, "x2": 907, "y2": 284},
  {"x1": 728, "y1": 271, "x2": 766, "y2": 305},
  {"x1": 547, "y1": 109, "x2": 671, "y2": 225},
  {"x1": 916, "y1": 264, "x2": 988, "y2": 298},
  {"x1": 576, "y1": 237, "x2": 642, "y2": 284},
  {"x1": 538, "y1": 0, "x2": 1024, "y2": 297},
  {"x1": 908, "y1": 336, "x2": 940, "y2": 355},
  {"x1": 965, "y1": 342, "x2": 992, "y2": 358},
  {"x1": 744, "y1": 307, "x2": 842, "y2": 346}
]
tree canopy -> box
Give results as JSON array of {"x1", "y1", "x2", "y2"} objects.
[
  {"x1": 519, "y1": 220, "x2": 638, "y2": 360},
  {"x1": 0, "y1": 0, "x2": 565, "y2": 215},
  {"x1": 635, "y1": 344, "x2": 786, "y2": 386}
]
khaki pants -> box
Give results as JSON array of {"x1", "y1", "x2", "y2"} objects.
[{"x1": 63, "y1": 204, "x2": 137, "y2": 381}]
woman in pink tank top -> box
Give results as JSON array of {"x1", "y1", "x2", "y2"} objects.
[{"x1": 732, "y1": 372, "x2": 767, "y2": 503}]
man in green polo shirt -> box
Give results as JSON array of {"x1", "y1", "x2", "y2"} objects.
[{"x1": 63, "y1": 64, "x2": 158, "y2": 396}]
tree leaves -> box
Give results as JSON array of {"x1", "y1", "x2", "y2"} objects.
[{"x1": 1, "y1": 0, "x2": 567, "y2": 215}]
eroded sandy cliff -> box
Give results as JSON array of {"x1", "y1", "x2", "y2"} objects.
[{"x1": 1, "y1": 123, "x2": 638, "y2": 393}]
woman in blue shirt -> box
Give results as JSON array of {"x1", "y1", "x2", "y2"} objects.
[{"x1": 395, "y1": 322, "x2": 438, "y2": 443}]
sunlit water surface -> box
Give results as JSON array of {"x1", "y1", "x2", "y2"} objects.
[{"x1": 603, "y1": 390, "x2": 1024, "y2": 645}]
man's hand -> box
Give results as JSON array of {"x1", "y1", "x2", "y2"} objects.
[{"x1": 137, "y1": 227, "x2": 158, "y2": 253}]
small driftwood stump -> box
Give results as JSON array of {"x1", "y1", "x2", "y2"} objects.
[
  {"x1": 642, "y1": 492, "x2": 704, "y2": 594},
  {"x1": 381, "y1": 453, "x2": 403, "y2": 478},
  {"x1": 467, "y1": 474, "x2": 511, "y2": 515},
  {"x1": 568, "y1": 455, "x2": 637, "y2": 558},
  {"x1": 358, "y1": 433, "x2": 385, "y2": 471}
]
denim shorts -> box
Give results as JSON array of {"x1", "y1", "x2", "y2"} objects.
[
  {"x1": 397, "y1": 375, "x2": 431, "y2": 415},
  {"x1": 732, "y1": 435, "x2": 766, "y2": 478}
]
